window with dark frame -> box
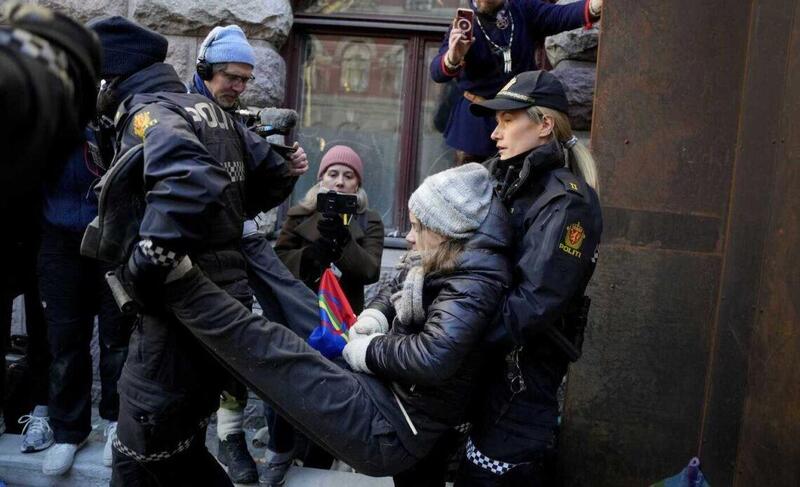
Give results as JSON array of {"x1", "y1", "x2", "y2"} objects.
[{"x1": 284, "y1": 1, "x2": 467, "y2": 237}]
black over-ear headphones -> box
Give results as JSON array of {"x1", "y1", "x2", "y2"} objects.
[{"x1": 196, "y1": 28, "x2": 221, "y2": 81}]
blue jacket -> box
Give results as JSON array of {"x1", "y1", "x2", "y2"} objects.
[
  {"x1": 430, "y1": 0, "x2": 588, "y2": 156},
  {"x1": 42, "y1": 128, "x2": 101, "y2": 233}
]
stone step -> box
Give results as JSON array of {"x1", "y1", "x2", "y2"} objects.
[{"x1": 0, "y1": 433, "x2": 392, "y2": 487}]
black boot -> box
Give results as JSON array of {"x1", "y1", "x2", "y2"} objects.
[
  {"x1": 217, "y1": 432, "x2": 258, "y2": 484},
  {"x1": 262, "y1": 450, "x2": 293, "y2": 487}
]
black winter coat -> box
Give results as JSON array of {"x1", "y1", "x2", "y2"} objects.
[
  {"x1": 471, "y1": 140, "x2": 603, "y2": 463},
  {"x1": 365, "y1": 196, "x2": 513, "y2": 433}
]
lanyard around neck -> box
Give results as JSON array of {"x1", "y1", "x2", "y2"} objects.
[{"x1": 474, "y1": 10, "x2": 515, "y2": 73}]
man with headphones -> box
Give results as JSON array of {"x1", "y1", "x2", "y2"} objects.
[
  {"x1": 191, "y1": 25, "x2": 256, "y2": 111},
  {"x1": 189, "y1": 25, "x2": 293, "y2": 485},
  {"x1": 191, "y1": 25, "x2": 258, "y2": 484}
]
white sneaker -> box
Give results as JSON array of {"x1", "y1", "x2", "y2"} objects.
[
  {"x1": 42, "y1": 439, "x2": 87, "y2": 476},
  {"x1": 19, "y1": 405, "x2": 55, "y2": 453},
  {"x1": 103, "y1": 421, "x2": 118, "y2": 467}
]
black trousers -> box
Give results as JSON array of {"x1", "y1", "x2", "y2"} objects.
[
  {"x1": 38, "y1": 223, "x2": 132, "y2": 443},
  {"x1": 393, "y1": 429, "x2": 465, "y2": 487},
  {"x1": 164, "y1": 268, "x2": 427, "y2": 477},
  {"x1": 265, "y1": 406, "x2": 334, "y2": 469},
  {"x1": 111, "y1": 410, "x2": 231, "y2": 487},
  {"x1": 111, "y1": 310, "x2": 230, "y2": 486},
  {"x1": 246, "y1": 233, "x2": 334, "y2": 467}
]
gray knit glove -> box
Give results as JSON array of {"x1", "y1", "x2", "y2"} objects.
[
  {"x1": 348, "y1": 308, "x2": 389, "y2": 341},
  {"x1": 342, "y1": 333, "x2": 383, "y2": 374}
]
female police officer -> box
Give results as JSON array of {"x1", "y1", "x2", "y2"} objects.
[{"x1": 458, "y1": 70, "x2": 602, "y2": 486}]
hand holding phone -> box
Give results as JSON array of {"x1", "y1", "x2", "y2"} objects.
[{"x1": 448, "y1": 8, "x2": 475, "y2": 65}]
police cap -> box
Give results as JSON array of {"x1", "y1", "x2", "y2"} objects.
[{"x1": 470, "y1": 70, "x2": 569, "y2": 117}]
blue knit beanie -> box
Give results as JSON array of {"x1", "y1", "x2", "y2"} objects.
[
  {"x1": 87, "y1": 16, "x2": 168, "y2": 78},
  {"x1": 199, "y1": 25, "x2": 255, "y2": 67}
]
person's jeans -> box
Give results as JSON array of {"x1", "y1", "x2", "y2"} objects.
[{"x1": 38, "y1": 223, "x2": 133, "y2": 443}]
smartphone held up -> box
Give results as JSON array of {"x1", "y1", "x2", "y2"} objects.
[
  {"x1": 455, "y1": 8, "x2": 475, "y2": 41},
  {"x1": 317, "y1": 191, "x2": 358, "y2": 216}
]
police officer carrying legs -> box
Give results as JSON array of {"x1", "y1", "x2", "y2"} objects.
[
  {"x1": 83, "y1": 16, "x2": 307, "y2": 486},
  {"x1": 457, "y1": 71, "x2": 603, "y2": 486}
]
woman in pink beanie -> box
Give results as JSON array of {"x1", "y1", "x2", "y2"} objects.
[{"x1": 268, "y1": 145, "x2": 384, "y2": 482}]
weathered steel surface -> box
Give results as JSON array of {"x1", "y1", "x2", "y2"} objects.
[
  {"x1": 696, "y1": 1, "x2": 799, "y2": 485},
  {"x1": 564, "y1": 249, "x2": 720, "y2": 486},
  {"x1": 733, "y1": 2, "x2": 800, "y2": 484},
  {"x1": 589, "y1": 2, "x2": 746, "y2": 218},
  {"x1": 563, "y1": 0, "x2": 800, "y2": 484}
]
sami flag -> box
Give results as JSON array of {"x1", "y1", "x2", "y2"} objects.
[{"x1": 307, "y1": 268, "x2": 357, "y2": 359}]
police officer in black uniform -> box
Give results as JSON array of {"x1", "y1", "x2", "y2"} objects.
[
  {"x1": 459, "y1": 71, "x2": 603, "y2": 486},
  {"x1": 82, "y1": 16, "x2": 306, "y2": 486}
]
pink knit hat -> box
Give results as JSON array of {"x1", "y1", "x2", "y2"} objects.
[{"x1": 317, "y1": 145, "x2": 364, "y2": 183}]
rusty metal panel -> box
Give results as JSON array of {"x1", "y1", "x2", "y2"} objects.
[
  {"x1": 589, "y1": 2, "x2": 748, "y2": 219},
  {"x1": 696, "y1": 1, "x2": 798, "y2": 485},
  {"x1": 734, "y1": 1, "x2": 800, "y2": 483},
  {"x1": 561, "y1": 0, "x2": 752, "y2": 485},
  {"x1": 563, "y1": 249, "x2": 720, "y2": 486}
]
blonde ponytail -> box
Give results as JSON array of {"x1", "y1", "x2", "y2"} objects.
[{"x1": 527, "y1": 106, "x2": 600, "y2": 194}]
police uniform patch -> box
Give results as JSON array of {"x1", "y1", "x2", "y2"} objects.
[
  {"x1": 132, "y1": 111, "x2": 158, "y2": 139},
  {"x1": 559, "y1": 222, "x2": 586, "y2": 258}
]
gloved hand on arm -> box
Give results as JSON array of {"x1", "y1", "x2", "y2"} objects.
[{"x1": 348, "y1": 308, "x2": 389, "y2": 341}]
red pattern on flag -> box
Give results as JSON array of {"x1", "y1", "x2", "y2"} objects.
[{"x1": 317, "y1": 268, "x2": 356, "y2": 340}]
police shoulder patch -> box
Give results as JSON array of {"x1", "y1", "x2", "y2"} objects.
[
  {"x1": 555, "y1": 172, "x2": 583, "y2": 196},
  {"x1": 132, "y1": 111, "x2": 158, "y2": 139},
  {"x1": 558, "y1": 221, "x2": 586, "y2": 258}
]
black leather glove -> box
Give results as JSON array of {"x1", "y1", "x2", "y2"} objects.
[
  {"x1": 313, "y1": 235, "x2": 343, "y2": 267},
  {"x1": 317, "y1": 214, "x2": 352, "y2": 247},
  {"x1": 117, "y1": 242, "x2": 178, "y2": 311}
]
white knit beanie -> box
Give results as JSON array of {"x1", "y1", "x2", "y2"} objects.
[{"x1": 408, "y1": 163, "x2": 492, "y2": 239}]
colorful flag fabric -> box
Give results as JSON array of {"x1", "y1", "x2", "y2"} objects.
[
  {"x1": 651, "y1": 457, "x2": 711, "y2": 487},
  {"x1": 307, "y1": 268, "x2": 357, "y2": 359}
]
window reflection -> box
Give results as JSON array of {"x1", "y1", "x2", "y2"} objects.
[
  {"x1": 416, "y1": 43, "x2": 456, "y2": 185},
  {"x1": 293, "y1": 34, "x2": 408, "y2": 231},
  {"x1": 340, "y1": 42, "x2": 373, "y2": 93}
]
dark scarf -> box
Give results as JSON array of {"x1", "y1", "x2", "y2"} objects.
[{"x1": 191, "y1": 72, "x2": 215, "y2": 100}]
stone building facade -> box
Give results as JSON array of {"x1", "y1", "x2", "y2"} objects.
[{"x1": 32, "y1": 0, "x2": 293, "y2": 108}]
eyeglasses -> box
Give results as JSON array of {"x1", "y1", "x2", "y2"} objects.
[{"x1": 220, "y1": 70, "x2": 255, "y2": 86}]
